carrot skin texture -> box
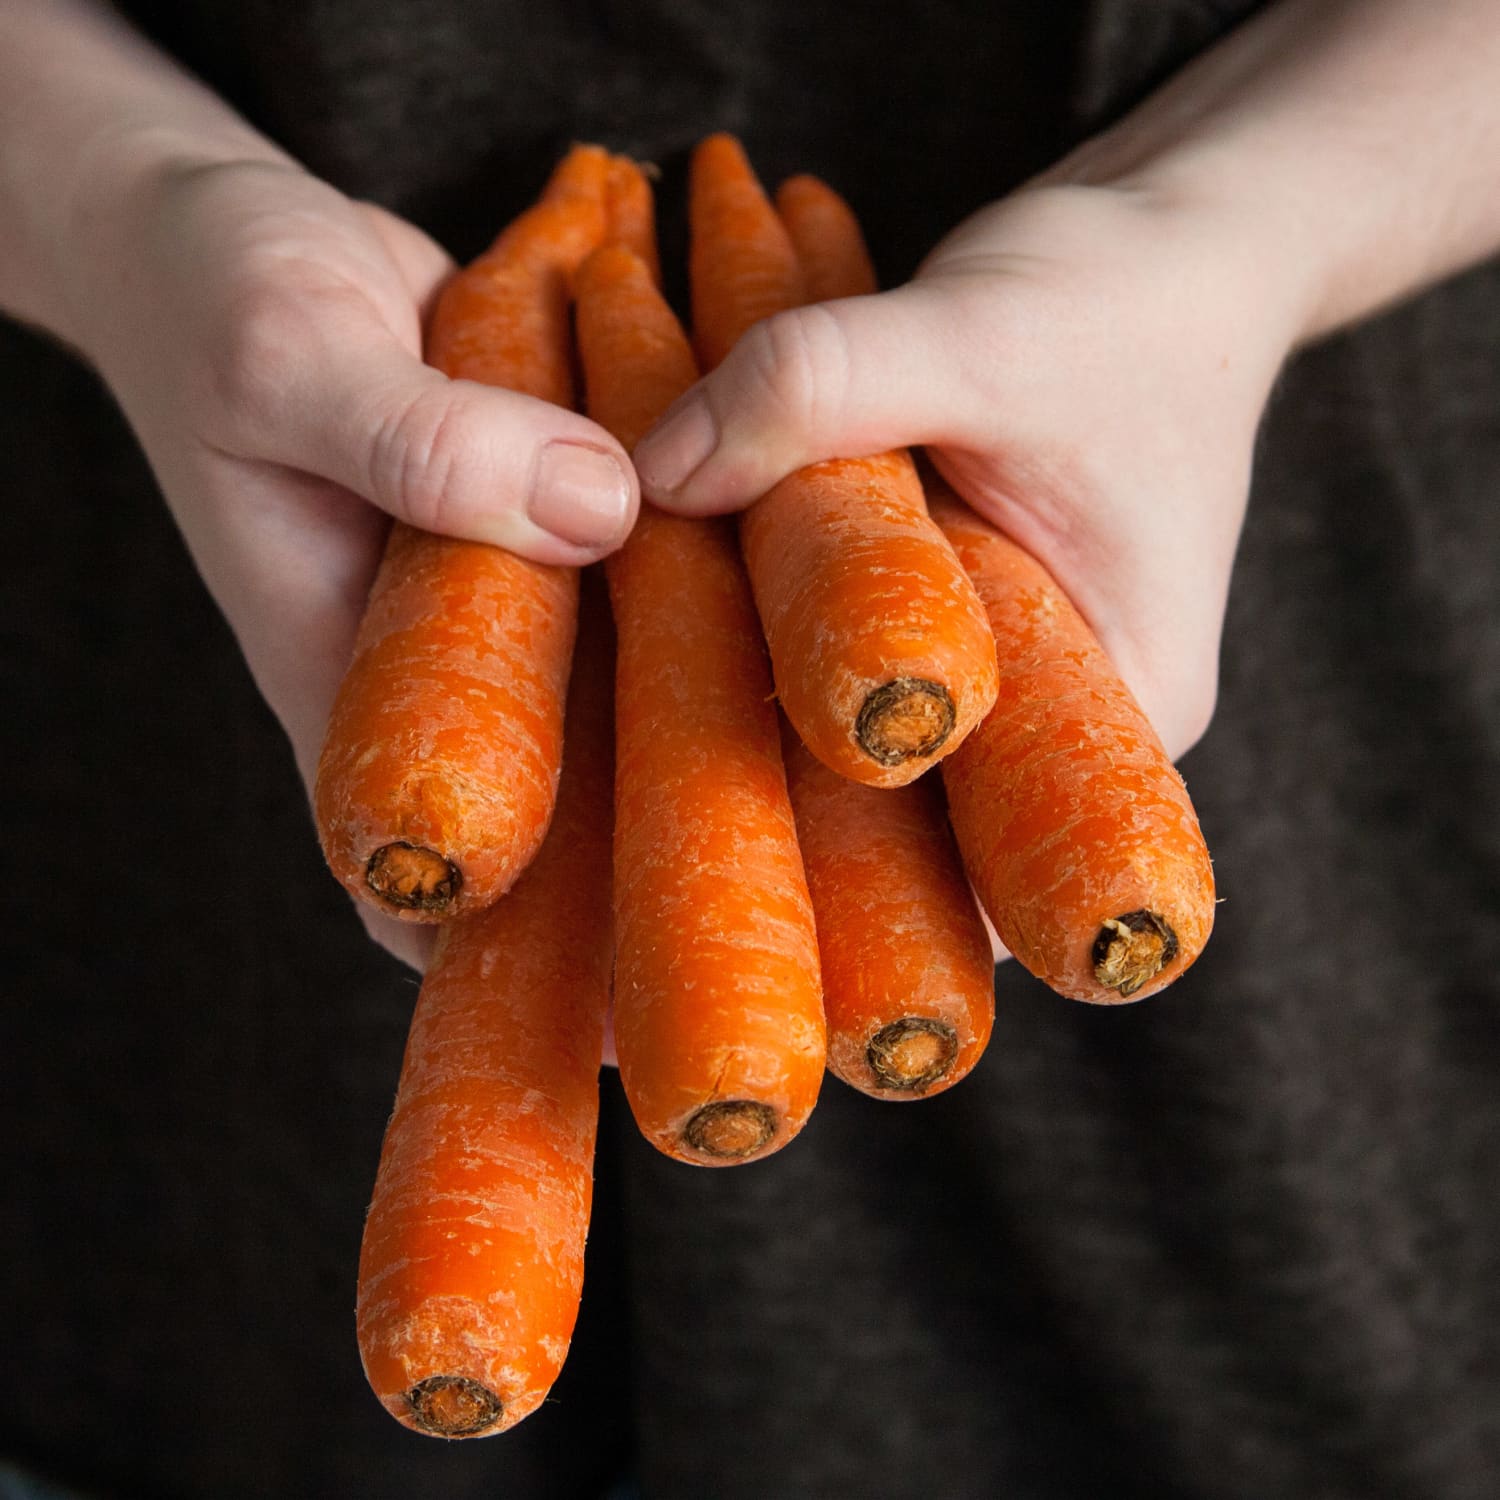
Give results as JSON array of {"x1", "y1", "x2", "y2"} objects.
[
  {"x1": 576, "y1": 245, "x2": 826, "y2": 1164},
  {"x1": 781, "y1": 720, "x2": 995, "y2": 1097},
  {"x1": 691, "y1": 140, "x2": 997, "y2": 787},
  {"x1": 930, "y1": 484, "x2": 1216, "y2": 1003},
  {"x1": 355, "y1": 584, "x2": 615, "y2": 1438},
  {"x1": 609, "y1": 510, "x2": 826, "y2": 1162},
  {"x1": 314, "y1": 146, "x2": 612, "y2": 920}
]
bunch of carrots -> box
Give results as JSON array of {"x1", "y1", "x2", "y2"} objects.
[{"x1": 319, "y1": 137, "x2": 1216, "y2": 1439}]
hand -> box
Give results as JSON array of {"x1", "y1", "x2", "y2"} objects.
[
  {"x1": 66, "y1": 156, "x2": 638, "y2": 968},
  {"x1": 634, "y1": 178, "x2": 1303, "y2": 764}
]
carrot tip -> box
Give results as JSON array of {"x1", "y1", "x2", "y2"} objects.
[
  {"x1": 404, "y1": 1375, "x2": 504, "y2": 1438},
  {"x1": 1092, "y1": 910, "x2": 1180, "y2": 998},
  {"x1": 855, "y1": 679, "x2": 956, "y2": 767},
  {"x1": 683, "y1": 1100, "x2": 778, "y2": 1160},
  {"x1": 866, "y1": 1018, "x2": 960, "y2": 1092},
  {"x1": 366, "y1": 842, "x2": 462, "y2": 914}
]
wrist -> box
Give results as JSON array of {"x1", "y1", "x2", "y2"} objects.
[
  {"x1": 0, "y1": 0, "x2": 291, "y2": 357},
  {"x1": 1043, "y1": 0, "x2": 1500, "y2": 346},
  {"x1": 1061, "y1": 140, "x2": 1327, "y2": 356}
]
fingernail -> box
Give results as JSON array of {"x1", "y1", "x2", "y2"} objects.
[
  {"x1": 633, "y1": 397, "x2": 718, "y2": 495},
  {"x1": 527, "y1": 442, "x2": 632, "y2": 546}
]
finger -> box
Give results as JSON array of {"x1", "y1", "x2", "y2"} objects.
[
  {"x1": 211, "y1": 299, "x2": 638, "y2": 564},
  {"x1": 632, "y1": 284, "x2": 975, "y2": 515},
  {"x1": 357, "y1": 901, "x2": 438, "y2": 974},
  {"x1": 353, "y1": 202, "x2": 456, "y2": 318},
  {"x1": 976, "y1": 899, "x2": 1012, "y2": 968}
]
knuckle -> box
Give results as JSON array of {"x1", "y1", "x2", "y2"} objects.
[
  {"x1": 208, "y1": 276, "x2": 313, "y2": 429},
  {"x1": 368, "y1": 384, "x2": 474, "y2": 535},
  {"x1": 739, "y1": 304, "x2": 853, "y2": 435}
]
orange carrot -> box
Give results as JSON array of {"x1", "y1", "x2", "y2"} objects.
[
  {"x1": 355, "y1": 579, "x2": 615, "y2": 1439},
  {"x1": 315, "y1": 146, "x2": 610, "y2": 921},
  {"x1": 689, "y1": 137, "x2": 998, "y2": 786},
  {"x1": 576, "y1": 242, "x2": 826, "y2": 1164},
  {"x1": 780, "y1": 718, "x2": 995, "y2": 1097},
  {"x1": 930, "y1": 479, "x2": 1216, "y2": 1002},
  {"x1": 688, "y1": 134, "x2": 807, "y2": 371},
  {"x1": 605, "y1": 154, "x2": 661, "y2": 288},
  {"x1": 775, "y1": 172, "x2": 878, "y2": 302}
]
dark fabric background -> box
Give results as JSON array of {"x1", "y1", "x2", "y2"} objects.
[{"x1": 3, "y1": 1, "x2": 1498, "y2": 1497}]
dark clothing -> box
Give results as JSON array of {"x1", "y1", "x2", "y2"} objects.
[{"x1": 4, "y1": 1, "x2": 1498, "y2": 1496}]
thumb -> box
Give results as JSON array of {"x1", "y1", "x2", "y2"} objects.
[
  {"x1": 633, "y1": 283, "x2": 969, "y2": 514},
  {"x1": 224, "y1": 313, "x2": 639, "y2": 565}
]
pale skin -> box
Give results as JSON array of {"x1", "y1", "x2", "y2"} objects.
[{"x1": 4, "y1": 0, "x2": 1499, "y2": 980}]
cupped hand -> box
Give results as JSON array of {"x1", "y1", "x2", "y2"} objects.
[
  {"x1": 634, "y1": 179, "x2": 1305, "y2": 764},
  {"x1": 68, "y1": 156, "x2": 639, "y2": 969}
]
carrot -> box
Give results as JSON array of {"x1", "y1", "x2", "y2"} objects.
[
  {"x1": 314, "y1": 145, "x2": 611, "y2": 921},
  {"x1": 689, "y1": 137, "x2": 998, "y2": 786},
  {"x1": 775, "y1": 172, "x2": 879, "y2": 302},
  {"x1": 929, "y1": 479, "x2": 1216, "y2": 1002},
  {"x1": 605, "y1": 154, "x2": 661, "y2": 287},
  {"x1": 355, "y1": 578, "x2": 615, "y2": 1439},
  {"x1": 688, "y1": 134, "x2": 808, "y2": 371},
  {"x1": 780, "y1": 719, "x2": 995, "y2": 1097},
  {"x1": 576, "y1": 242, "x2": 826, "y2": 1164}
]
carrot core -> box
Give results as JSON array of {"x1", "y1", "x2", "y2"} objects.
[
  {"x1": 1092, "y1": 910, "x2": 1180, "y2": 998},
  {"x1": 855, "y1": 679, "x2": 955, "y2": 766},
  {"x1": 866, "y1": 1018, "x2": 960, "y2": 1091},
  {"x1": 366, "y1": 843, "x2": 461, "y2": 913},
  {"x1": 683, "y1": 1100, "x2": 778, "y2": 1159},
  {"x1": 404, "y1": 1375, "x2": 504, "y2": 1437}
]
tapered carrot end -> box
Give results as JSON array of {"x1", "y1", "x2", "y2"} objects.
[
  {"x1": 855, "y1": 678, "x2": 956, "y2": 767},
  {"x1": 404, "y1": 1375, "x2": 505, "y2": 1438},
  {"x1": 366, "y1": 842, "x2": 461, "y2": 915},
  {"x1": 691, "y1": 132, "x2": 757, "y2": 187},
  {"x1": 541, "y1": 143, "x2": 614, "y2": 205},
  {"x1": 776, "y1": 174, "x2": 879, "y2": 301},
  {"x1": 865, "y1": 1019, "x2": 960, "y2": 1093},
  {"x1": 689, "y1": 133, "x2": 806, "y2": 368},
  {"x1": 483, "y1": 143, "x2": 612, "y2": 271},
  {"x1": 683, "y1": 1100, "x2": 779, "y2": 1161},
  {"x1": 577, "y1": 244, "x2": 700, "y2": 452},
  {"x1": 606, "y1": 155, "x2": 661, "y2": 287}
]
